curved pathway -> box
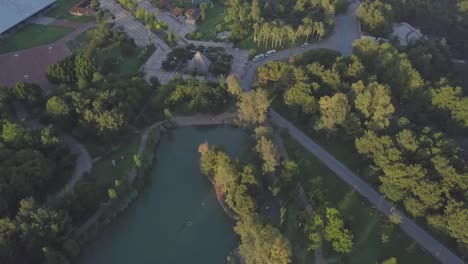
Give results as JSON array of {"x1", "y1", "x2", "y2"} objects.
[{"x1": 14, "y1": 103, "x2": 93, "y2": 198}]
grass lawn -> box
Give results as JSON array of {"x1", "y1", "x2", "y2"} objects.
[
  {"x1": 0, "y1": 24, "x2": 72, "y2": 54},
  {"x1": 170, "y1": 0, "x2": 210, "y2": 8},
  {"x1": 66, "y1": 27, "x2": 95, "y2": 52},
  {"x1": 281, "y1": 199, "x2": 315, "y2": 263},
  {"x1": 89, "y1": 138, "x2": 139, "y2": 192},
  {"x1": 95, "y1": 43, "x2": 142, "y2": 78},
  {"x1": 46, "y1": 0, "x2": 95, "y2": 22},
  {"x1": 282, "y1": 135, "x2": 438, "y2": 264},
  {"x1": 191, "y1": 5, "x2": 226, "y2": 40}
]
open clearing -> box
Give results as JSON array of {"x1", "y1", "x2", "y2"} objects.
[{"x1": 0, "y1": 24, "x2": 72, "y2": 54}]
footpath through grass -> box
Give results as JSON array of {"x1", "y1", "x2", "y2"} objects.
[
  {"x1": 46, "y1": 0, "x2": 96, "y2": 22},
  {"x1": 0, "y1": 24, "x2": 72, "y2": 54},
  {"x1": 89, "y1": 138, "x2": 139, "y2": 190},
  {"x1": 282, "y1": 135, "x2": 438, "y2": 264}
]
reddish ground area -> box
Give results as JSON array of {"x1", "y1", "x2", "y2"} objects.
[{"x1": 0, "y1": 21, "x2": 94, "y2": 93}]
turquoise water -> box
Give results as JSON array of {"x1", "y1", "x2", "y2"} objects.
[{"x1": 79, "y1": 126, "x2": 249, "y2": 264}]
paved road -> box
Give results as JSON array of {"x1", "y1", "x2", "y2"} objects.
[
  {"x1": 240, "y1": 1, "x2": 361, "y2": 90},
  {"x1": 269, "y1": 110, "x2": 463, "y2": 264}
]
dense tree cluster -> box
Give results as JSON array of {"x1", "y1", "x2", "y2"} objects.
[
  {"x1": 199, "y1": 143, "x2": 258, "y2": 216},
  {"x1": 151, "y1": 77, "x2": 231, "y2": 115},
  {"x1": 383, "y1": 0, "x2": 468, "y2": 57},
  {"x1": 45, "y1": 22, "x2": 154, "y2": 138},
  {"x1": 255, "y1": 39, "x2": 468, "y2": 249},
  {"x1": 357, "y1": 0, "x2": 394, "y2": 37},
  {"x1": 0, "y1": 121, "x2": 73, "y2": 217},
  {"x1": 0, "y1": 198, "x2": 79, "y2": 264},
  {"x1": 237, "y1": 89, "x2": 270, "y2": 126},
  {"x1": 0, "y1": 81, "x2": 77, "y2": 263},
  {"x1": 224, "y1": 0, "x2": 348, "y2": 44},
  {"x1": 199, "y1": 142, "x2": 293, "y2": 263},
  {"x1": 235, "y1": 216, "x2": 292, "y2": 264}
]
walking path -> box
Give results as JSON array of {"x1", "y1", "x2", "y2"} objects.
[
  {"x1": 172, "y1": 112, "x2": 236, "y2": 126},
  {"x1": 14, "y1": 103, "x2": 93, "y2": 198},
  {"x1": 269, "y1": 109, "x2": 464, "y2": 264}
]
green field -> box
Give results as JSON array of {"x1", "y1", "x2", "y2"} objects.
[
  {"x1": 46, "y1": 0, "x2": 95, "y2": 22},
  {"x1": 189, "y1": 4, "x2": 225, "y2": 40},
  {"x1": 95, "y1": 43, "x2": 142, "y2": 78},
  {"x1": 89, "y1": 138, "x2": 139, "y2": 189},
  {"x1": 0, "y1": 24, "x2": 72, "y2": 54},
  {"x1": 282, "y1": 135, "x2": 438, "y2": 264},
  {"x1": 170, "y1": 0, "x2": 211, "y2": 8}
]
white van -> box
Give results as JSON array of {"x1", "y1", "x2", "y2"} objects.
[
  {"x1": 252, "y1": 54, "x2": 265, "y2": 62},
  {"x1": 265, "y1": 50, "x2": 277, "y2": 57}
]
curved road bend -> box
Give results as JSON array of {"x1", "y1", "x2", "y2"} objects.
[
  {"x1": 240, "y1": 1, "x2": 361, "y2": 90},
  {"x1": 269, "y1": 110, "x2": 464, "y2": 264}
]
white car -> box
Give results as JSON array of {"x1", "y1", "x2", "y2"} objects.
[
  {"x1": 265, "y1": 50, "x2": 277, "y2": 57},
  {"x1": 300, "y1": 42, "x2": 309, "y2": 48},
  {"x1": 252, "y1": 54, "x2": 265, "y2": 62}
]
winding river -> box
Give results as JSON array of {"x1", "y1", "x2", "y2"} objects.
[{"x1": 79, "y1": 126, "x2": 249, "y2": 264}]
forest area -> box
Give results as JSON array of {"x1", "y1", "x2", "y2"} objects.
[{"x1": 253, "y1": 35, "x2": 468, "y2": 257}]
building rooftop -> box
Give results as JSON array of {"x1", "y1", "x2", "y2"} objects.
[
  {"x1": 392, "y1": 22, "x2": 424, "y2": 46},
  {"x1": 0, "y1": 0, "x2": 56, "y2": 34}
]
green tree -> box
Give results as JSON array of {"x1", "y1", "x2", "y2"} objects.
[
  {"x1": 251, "y1": 0, "x2": 261, "y2": 22},
  {"x1": 305, "y1": 215, "x2": 324, "y2": 251},
  {"x1": 324, "y1": 208, "x2": 353, "y2": 253},
  {"x1": 200, "y1": 3, "x2": 208, "y2": 21},
  {"x1": 75, "y1": 55, "x2": 96, "y2": 81},
  {"x1": 280, "y1": 161, "x2": 300, "y2": 185},
  {"x1": 382, "y1": 257, "x2": 398, "y2": 264},
  {"x1": 352, "y1": 81, "x2": 395, "y2": 130},
  {"x1": 226, "y1": 75, "x2": 243, "y2": 98},
  {"x1": 235, "y1": 216, "x2": 292, "y2": 264},
  {"x1": 46, "y1": 96, "x2": 70, "y2": 119},
  {"x1": 256, "y1": 136, "x2": 280, "y2": 174},
  {"x1": 283, "y1": 82, "x2": 317, "y2": 114},
  {"x1": 315, "y1": 93, "x2": 350, "y2": 133},
  {"x1": 237, "y1": 89, "x2": 270, "y2": 126},
  {"x1": 357, "y1": 0, "x2": 393, "y2": 37}
]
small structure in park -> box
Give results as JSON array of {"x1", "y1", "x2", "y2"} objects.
[
  {"x1": 392, "y1": 23, "x2": 424, "y2": 46},
  {"x1": 185, "y1": 51, "x2": 212, "y2": 75},
  {"x1": 69, "y1": 0, "x2": 96, "y2": 16}
]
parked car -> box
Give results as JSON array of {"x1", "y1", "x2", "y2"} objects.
[
  {"x1": 252, "y1": 54, "x2": 265, "y2": 62},
  {"x1": 265, "y1": 50, "x2": 277, "y2": 57},
  {"x1": 300, "y1": 42, "x2": 309, "y2": 48}
]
